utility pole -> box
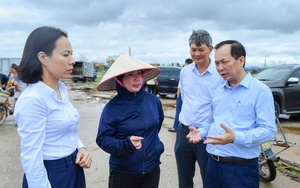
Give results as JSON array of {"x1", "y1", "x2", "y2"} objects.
[
  {"x1": 264, "y1": 58, "x2": 266, "y2": 68},
  {"x1": 129, "y1": 47, "x2": 131, "y2": 56}
]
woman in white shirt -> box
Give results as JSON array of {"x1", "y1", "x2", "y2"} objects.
[{"x1": 14, "y1": 26, "x2": 92, "y2": 188}]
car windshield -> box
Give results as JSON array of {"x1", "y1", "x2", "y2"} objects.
[
  {"x1": 255, "y1": 68, "x2": 291, "y2": 81},
  {"x1": 158, "y1": 68, "x2": 180, "y2": 76}
]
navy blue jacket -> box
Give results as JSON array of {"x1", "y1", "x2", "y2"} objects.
[{"x1": 96, "y1": 83, "x2": 164, "y2": 174}]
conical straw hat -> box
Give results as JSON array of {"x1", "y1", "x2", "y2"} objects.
[{"x1": 96, "y1": 54, "x2": 160, "y2": 91}]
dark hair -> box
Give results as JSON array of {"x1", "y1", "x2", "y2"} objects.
[
  {"x1": 214, "y1": 40, "x2": 246, "y2": 67},
  {"x1": 189, "y1": 29, "x2": 212, "y2": 47},
  {"x1": 11, "y1": 63, "x2": 19, "y2": 72},
  {"x1": 185, "y1": 58, "x2": 193, "y2": 65},
  {"x1": 19, "y1": 26, "x2": 68, "y2": 83}
]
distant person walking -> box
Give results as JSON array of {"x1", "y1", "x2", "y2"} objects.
[
  {"x1": 146, "y1": 77, "x2": 158, "y2": 95},
  {"x1": 10, "y1": 64, "x2": 26, "y2": 103},
  {"x1": 168, "y1": 58, "x2": 193, "y2": 132}
]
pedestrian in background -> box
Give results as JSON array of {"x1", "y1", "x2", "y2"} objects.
[
  {"x1": 10, "y1": 64, "x2": 26, "y2": 103},
  {"x1": 6, "y1": 64, "x2": 15, "y2": 90},
  {"x1": 187, "y1": 40, "x2": 277, "y2": 188},
  {"x1": 168, "y1": 58, "x2": 193, "y2": 132},
  {"x1": 14, "y1": 26, "x2": 92, "y2": 188},
  {"x1": 146, "y1": 76, "x2": 158, "y2": 95},
  {"x1": 5, "y1": 64, "x2": 17, "y2": 97},
  {"x1": 0, "y1": 72, "x2": 9, "y2": 91},
  {"x1": 96, "y1": 54, "x2": 164, "y2": 188},
  {"x1": 174, "y1": 29, "x2": 224, "y2": 188}
]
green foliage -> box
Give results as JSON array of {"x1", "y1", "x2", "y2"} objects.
[
  {"x1": 90, "y1": 69, "x2": 107, "y2": 88},
  {"x1": 106, "y1": 55, "x2": 118, "y2": 67}
]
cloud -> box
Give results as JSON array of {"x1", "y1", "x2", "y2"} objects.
[{"x1": 1, "y1": 0, "x2": 300, "y2": 66}]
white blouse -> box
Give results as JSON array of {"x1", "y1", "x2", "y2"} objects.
[{"x1": 14, "y1": 81, "x2": 84, "y2": 187}]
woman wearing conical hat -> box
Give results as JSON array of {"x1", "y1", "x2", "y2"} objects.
[{"x1": 96, "y1": 54, "x2": 164, "y2": 188}]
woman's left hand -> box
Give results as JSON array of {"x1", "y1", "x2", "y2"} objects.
[{"x1": 75, "y1": 147, "x2": 92, "y2": 168}]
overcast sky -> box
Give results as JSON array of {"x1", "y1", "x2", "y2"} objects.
[{"x1": 1, "y1": 0, "x2": 300, "y2": 67}]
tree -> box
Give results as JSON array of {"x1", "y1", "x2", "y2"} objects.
[
  {"x1": 175, "y1": 62, "x2": 181, "y2": 67},
  {"x1": 106, "y1": 55, "x2": 118, "y2": 67}
]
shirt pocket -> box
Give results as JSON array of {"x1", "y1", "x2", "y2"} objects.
[{"x1": 231, "y1": 103, "x2": 255, "y2": 128}]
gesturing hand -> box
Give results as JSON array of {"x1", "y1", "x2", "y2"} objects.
[
  {"x1": 186, "y1": 126, "x2": 202, "y2": 144},
  {"x1": 204, "y1": 123, "x2": 235, "y2": 145},
  {"x1": 130, "y1": 136, "x2": 144, "y2": 150}
]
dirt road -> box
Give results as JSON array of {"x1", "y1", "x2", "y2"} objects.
[{"x1": 0, "y1": 83, "x2": 299, "y2": 187}]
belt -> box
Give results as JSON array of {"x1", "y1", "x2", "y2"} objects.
[
  {"x1": 44, "y1": 150, "x2": 77, "y2": 169},
  {"x1": 210, "y1": 154, "x2": 257, "y2": 164},
  {"x1": 181, "y1": 123, "x2": 198, "y2": 130},
  {"x1": 181, "y1": 123, "x2": 190, "y2": 130}
]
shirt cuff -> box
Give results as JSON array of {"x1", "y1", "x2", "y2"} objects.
[
  {"x1": 233, "y1": 131, "x2": 244, "y2": 144},
  {"x1": 78, "y1": 139, "x2": 85, "y2": 149},
  {"x1": 197, "y1": 127, "x2": 208, "y2": 139}
]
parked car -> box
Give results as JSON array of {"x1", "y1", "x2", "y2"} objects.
[
  {"x1": 154, "y1": 66, "x2": 181, "y2": 97},
  {"x1": 254, "y1": 64, "x2": 300, "y2": 118}
]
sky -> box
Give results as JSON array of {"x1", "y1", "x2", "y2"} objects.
[{"x1": 1, "y1": 0, "x2": 300, "y2": 67}]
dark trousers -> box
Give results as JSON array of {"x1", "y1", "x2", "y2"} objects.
[
  {"x1": 205, "y1": 156, "x2": 259, "y2": 188},
  {"x1": 174, "y1": 123, "x2": 208, "y2": 188},
  {"x1": 22, "y1": 150, "x2": 86, "y2": 188},
  {"x1": 109, "y1": 166, "x2": 160, "y2": 188},
  {"x1": 172, "y1": 95, "x2": 182, "y2": 130}
]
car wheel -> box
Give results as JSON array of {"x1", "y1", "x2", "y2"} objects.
[{"x1": 274, "y1": 101, "x2": 280, "y2": 118}]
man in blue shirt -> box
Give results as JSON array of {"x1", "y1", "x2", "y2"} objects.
[
  {"x1": 174, "y1": 30, "x2": 224, "y2": 188},
  {"x1": 187, "y1": 40, "x2": 277, "y2": 188}
]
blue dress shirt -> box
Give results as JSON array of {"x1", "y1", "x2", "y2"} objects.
[
  {"x1": 179, "y1": 62, "x2": 225, "y2": 127},
  {"x1": 198, "y1": 73, "x2": 277, "y2": 159}
]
